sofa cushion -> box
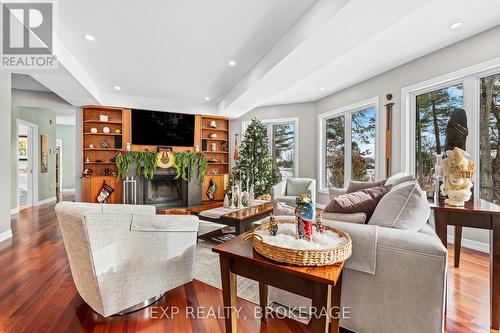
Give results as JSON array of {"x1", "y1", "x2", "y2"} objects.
[
  {"x1": 286, "y1": 178, "x2": 312, "y2": 196},
  {"x1": 347, "y1": 179, "x2": 386, "y2": 193},
  {"x1": 368, "y1": 180, "x2": 430, "y2": 231},
  {"x1": 321, "y1": 212, "x2": 366, "y2": 224},
  {"x1": 324, "y1": 185, "x2": 391, "y2": 220},
  {"x1": 385, "y1": 172, "x2": 415, "y2": 188}
]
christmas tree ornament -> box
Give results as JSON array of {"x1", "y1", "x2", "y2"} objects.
[
  {"x1": 223, "y1": 193, "x2": 230, "y2": 208},
  {"x1": 269, "y1": 214, "x2": 278, "y2": 236}
]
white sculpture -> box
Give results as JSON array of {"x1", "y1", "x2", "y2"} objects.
[
  {"x1": 248, "y1": 183, "x2": 255, "y2": 205},
  {"x1": 229, "y1": 185, "x2": 236, "y2": 209},
  {"x1": 236, "y1": 183, "x2": 244, "y2": 209},
  {"x1": 223, "y1": 193, "x2": 230, "y2": 208},
  {"x1": 440, "y1": 147, "x2": 475, "y2": 206}
]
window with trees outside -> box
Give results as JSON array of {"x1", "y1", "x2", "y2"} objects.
[
  {"x1": 324, "y1": 105, "x2": 377, "y2": 189},
  {"x1": 242, "y1": 119, "x2": 297, "y2": 180},
  {"x1": 415, "y1": 84, "x2": 463, "y2": 191},
  {"x1": 480, "y1": 73, "x2": 500, "y2": 203}
]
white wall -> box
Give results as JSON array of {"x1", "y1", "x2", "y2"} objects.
[
  {"x1": 230, "y1": 102, "x2": 316, "y2": 179},
  {"x1": 0, "y1": 72, "x2": 11, "y2": 240}
]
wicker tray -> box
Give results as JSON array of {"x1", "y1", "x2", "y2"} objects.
[{"x1": 244, "y1": 221, "x2": 352, "y2": 266}]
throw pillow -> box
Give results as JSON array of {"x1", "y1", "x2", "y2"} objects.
[
  {"x1": 347, "y1": 179, "x2": 386, "y2": 193},
  {"x1": 324, "y1": 185, "x2": 391, "y2": 221},
  {"x1": 273, "y1": 201, "x2": 295, "y2": 216},
  {"x1": 368, "y1": 180, "x2": 430, "y2": 231},
  {"x1": 385, "y1": 172, "x2": 415, "y2": 188}
]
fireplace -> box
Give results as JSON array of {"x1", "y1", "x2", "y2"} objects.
[{"x1": 140, "y1": 167, "x2": 202, "y2": 209}]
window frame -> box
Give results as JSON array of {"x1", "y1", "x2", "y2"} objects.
[
  {"x1": 318, "y1": 97, "x2": 381, "y2": 193},
  {"x1": 241, "y1": 117, "x2": 299, "y2": 178},
  {"x1": 401, "y1": 57, "x2": 500, "y2": 198}
]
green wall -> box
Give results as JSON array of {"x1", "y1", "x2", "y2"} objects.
[
  {"x1": 11, "y1": 106, "x2": 57, "y2": 209},
  {"x1": 56, "y1": 125, "x2": 76, "y2": 190}
]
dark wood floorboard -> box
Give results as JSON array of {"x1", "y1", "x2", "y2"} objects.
[{"x1": 0, "y1": 196, "x2": 494, "y2": 332}]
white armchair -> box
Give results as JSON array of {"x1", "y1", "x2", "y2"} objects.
[
  {"x1": 271, "y1": 178, "x2": 316, "y2": 207},
  {"x1": 55, "y1": 201, "x2": 199, "y2": 317}
]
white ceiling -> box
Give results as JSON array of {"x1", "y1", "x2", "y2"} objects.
[{"x1": 13, "y1": 0, "x2": 500, "y2": 118}]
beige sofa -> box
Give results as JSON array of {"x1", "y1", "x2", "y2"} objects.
[
  {"x1": 55, "y1": 201, "x2": 199, "y2": 317},
  {"x1": 270, "y1": 174, "x2": 447, "y2": 332}
]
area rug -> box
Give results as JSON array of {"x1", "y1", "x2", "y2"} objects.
[{"x1": 194, "y1": 220, "x2": 260, "y2": 304}]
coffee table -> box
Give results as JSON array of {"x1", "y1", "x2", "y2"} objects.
[
  {"x1": 194, "y1": 201, "x2": 273, "y2": 235},
  {"x1": 213, "y1": 232, "x2": 344, "y2": 333}
]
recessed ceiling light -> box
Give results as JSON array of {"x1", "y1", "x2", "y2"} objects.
[
  {"x1": 84, "y1": 34, "x2": 95, "y2": 41},
  {"x1": 114, "y1": 86, "x2": 121, "y2": 91},
  {"x1": 204, "y1": 96, "x2": 211, "y2": 101},
  {"x1": 450, "y1": 22, "x2": 462, "y2": 29},
  {"x1": 320, "y1": 86, "x2": 326, "y2": 91},
  {"x1": 228, "y1": 60, "x2": 236, "y2": 67}
]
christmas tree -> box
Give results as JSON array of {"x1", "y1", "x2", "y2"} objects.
[{"x1": 228, "y1": 118, "x2": 278, "y2": 197}]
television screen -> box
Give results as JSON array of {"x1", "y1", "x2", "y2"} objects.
[{"x1": 131, "y1": 109, "x2": 195, "y2": 146}]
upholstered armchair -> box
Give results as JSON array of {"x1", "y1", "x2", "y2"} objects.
[
  {"x1": 55, "y1": 201, "x2": 199, "y2": 317},
  {"x1": 271, "y1": 178, "x2": 316, "y2": 206}
]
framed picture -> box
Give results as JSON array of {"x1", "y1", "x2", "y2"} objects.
[
  {"x1": 18, "y1": 135, "x2": 28, "y2": 160},
  {"x1": 41, "y1": 134, "x2": 48, "y2": 173}
]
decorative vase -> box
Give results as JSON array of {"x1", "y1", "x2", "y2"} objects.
[{"x1": 210, "y1": 120, "x2": 217, "y2": 128}]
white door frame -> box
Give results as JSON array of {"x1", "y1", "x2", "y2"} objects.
[
  {"x1": 56, "y1": 139, "x2": 63, "y2": 192},
  {"x1": 16, "y1": 119, "x2": 39, "y2": 208}
]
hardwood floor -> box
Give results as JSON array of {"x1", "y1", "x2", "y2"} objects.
[{"x1": 0, "y1": 198, "x2": 494, "y2": 332}]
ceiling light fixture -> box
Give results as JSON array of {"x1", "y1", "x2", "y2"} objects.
[
  {"x1": 84, "y1": 34, "x2": 95, "y2": 41},
  {"x1": 204, "y1": 96, "x2": 211, "y2": 101},
  {"x1": 450, "y1": 22, "x2": 462, "y2": 29},
  {"x1": 114, "y1": 86, "x2": 121, "y2": 91},
  {"x1": 228, "y1": 60, "x2": 236, "y2": 67},
  {"x1": 320, "y1": 86, "x2": 326, "y2": 91}
]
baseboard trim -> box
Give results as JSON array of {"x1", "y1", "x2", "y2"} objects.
[
  {"x1": 10, "y1": 207, "x2": 19, "y2": 215},
  {"x1": 447, "y1": 234, "x2": 489, "y2": 253},
  {"x1": 37, "y1": 196, "x2": 57, "y2": 206},
  {"x1": 61, "y1": 188, "x2": 75, "y2": 193},
  {"x1": 0, "y1": 229, "x2": 12, "y2": 242}
]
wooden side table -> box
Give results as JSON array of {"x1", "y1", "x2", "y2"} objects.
[
  {"x1": 431, "y1": 198, "x2": 500, "y2": 330},
  {"x1": 213, "y1": 233, "x2": 344, "y2": 333}
]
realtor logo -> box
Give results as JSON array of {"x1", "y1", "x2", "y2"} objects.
[{"x1": 1, "y1": 0, "x2": 57, "y2": 68}]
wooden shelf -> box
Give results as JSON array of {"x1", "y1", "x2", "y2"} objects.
[
  {"x1": 201, "y1": 138, "x2": 228, "y2": 141},
  {"x1": 202, "y1": 127, "x2": 228, "y2": 132},
  {"x1": 84, "y1": 148, "x2": 121, "y2": 151},
  {"x1": 84, "y1": 120, "x2": 123, "y2": 124},
  {"x1": 84, "y1": 133, "x2": 122, "y2": 136},
  {"x1": 203, "y1": 151, "x2": 229, "y2": 153},
  {"x1": 207, "y1": 162, "x2": 228, "y2": 165}
]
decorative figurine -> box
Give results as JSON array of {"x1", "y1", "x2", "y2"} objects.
[
  {"x1": 88, "y1": 144, "x2": 94, "y2": 149},
  {"x1": 295, "y1": 193, "x2": 315, "y2": 241},
  {"x1": 236, "y1": 183, "x2": 244, "y2": 209},
  {"x1": 269, "y1": 214, "x2": 278, "y2": 236},
  {"x1": 210, "y1": 120, "x2": 217, "y2": 128},
  {"x1": 315, "y1": 212, "x2": 324, "y2": 233},
  {"x1": 440, "y1": 147, "x2": 475, "y2": 206},
  {"x1": 100, "y1": 140, "x2": 109, "y2": 149},
  {"x1": 223, "y1": 193, "x2": 230, "y2": 208},
  {"x1": 444, "y1": 108, "x2": 468, "y2": 152},
  {"x1": 230, "y1": 185, "x2": 236, "y2": 209}
]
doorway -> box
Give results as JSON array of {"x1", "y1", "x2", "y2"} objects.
[{"x1": 17, "y1": 120, "x2": 38, "y2": 210}]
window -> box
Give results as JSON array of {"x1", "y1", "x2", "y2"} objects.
[
  {"x1": 402, "y1": 58, "x2": 500, "y2": 203},
  {"x1": 415, "y1": 84, "x2": 463, "y2": 190},
  {"x1": 480, "y1": 73, "x2": 500, "y2": 203},
  {"x1": 270, "y1": 123, "x2": 296, "y2": 179},
  {"x1": 319, "y1": 98, "x2": 379, "y2": 191},
  {"x1": 241, "y1": 118, "x2": 298, "y2": 179}
]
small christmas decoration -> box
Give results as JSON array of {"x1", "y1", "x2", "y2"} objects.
[
  {"x1": 223, "y1": 193, "x2": 230, "y2": 208},
  {"x1": 315, "y1": 212, "x2": 325, "y2": 233},
  {"x1": 97, "y1": 181, "x2": 114, "y2": 203},
  {"x1": 295, "y1": 193, "x2": 315, "y2": 241},
  {"x1": 269, "y1": 214, "x2": 278, "y2": 236},
  {"x1": 100, "y1": 140, "x2": 109, "y2": 149}
]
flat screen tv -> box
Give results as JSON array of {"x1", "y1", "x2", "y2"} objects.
[{"x1": 131, "y1": 109, "x2": 195, "y2": 146}]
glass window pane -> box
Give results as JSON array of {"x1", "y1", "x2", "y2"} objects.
[
  {"x1": 351, "y1": 107, "x2": 376, "y2": 181},
  {"x1": 415, "y1": 84, "x2": 463, "y2": 190},
  {"x1": 325, "y1": 116, "x2": 345, "y2": 188},
  {"x1": 480, "y1": 73, "x2": 500, "y2": 203},
  {"x1": 272, "y1": 123, "x2": 295, "y2": 179}
]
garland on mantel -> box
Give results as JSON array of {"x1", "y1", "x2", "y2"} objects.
[{"x1": 115, "y1": 150, "x2": 207, "y2": 183}]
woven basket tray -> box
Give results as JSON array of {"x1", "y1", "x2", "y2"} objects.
[{"x1": 245, "y1": 221, "x2": 352, "y2": 266}]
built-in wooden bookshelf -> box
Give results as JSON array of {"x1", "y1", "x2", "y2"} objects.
[
  {"x1": 201, "y1": 115, "x2": 230, "y2": 201},
  {"x1": 81, "y1": 106, "x2": 124, "y2": 204},
  {"x1": 81, "y1": 107, "x2": 230, "y2": 203}
]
